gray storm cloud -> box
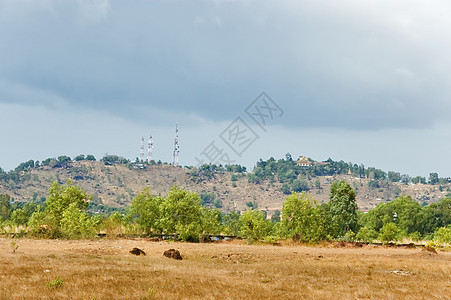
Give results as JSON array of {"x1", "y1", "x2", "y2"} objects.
[{"x1": 0, "y1": 0, "x2": 450, "y2": 130}]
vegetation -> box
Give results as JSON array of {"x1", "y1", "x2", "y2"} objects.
[
  {"x1": 1, "y1": 178, "x2": 449, "y2": 245},
  {"x1": 245, "y1": 154, "x2": 451, "y2": 194},
  {"x1": 1, "y1": 154, "x2": 451, "y2": 245}
]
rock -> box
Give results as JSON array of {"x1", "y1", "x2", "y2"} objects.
[
  {"x1": 163, "y1": 249, "x2": 183, "y2": 260},
  {"x1": 130, "y1": 248, "x2": 146, "y2": 256}
]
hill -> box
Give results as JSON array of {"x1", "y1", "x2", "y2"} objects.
[{"x1": 1, "y1": 156, "x2": 450, "y2": 217}]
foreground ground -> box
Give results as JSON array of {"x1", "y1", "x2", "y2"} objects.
[{"x1": 0, "y1": 238, "x2": 450, "y2": 299}]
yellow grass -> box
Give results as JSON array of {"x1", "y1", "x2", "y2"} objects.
[{"x1": 0, "y1": 238, "x2": 450, "y2": 299}]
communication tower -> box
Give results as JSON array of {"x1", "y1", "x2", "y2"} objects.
[
  {"x1": 139, "y1": 136, "x2": 145, "y2": 162},
  {"x1": 172, "y1": 123, "x2": 180, "y2": 167},
  {"x1": 147, "y1": 135, "x2": 154, "y2": 162}
]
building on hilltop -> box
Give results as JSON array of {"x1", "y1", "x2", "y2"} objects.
[
  {"x1": 296, "y1": 156, "x2": 331, "y2": 167},
  {"x1": 296, "y1": 156, "x2": 312, "y2": 167}
]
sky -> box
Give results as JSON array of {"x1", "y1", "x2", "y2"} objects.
[{"x1": 1, "y1": 0, "x2": 451, "y2": 178}]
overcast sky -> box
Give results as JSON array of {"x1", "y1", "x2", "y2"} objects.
[{"x1": 1, "y1": 0, "x2": 451, "y2": 178}]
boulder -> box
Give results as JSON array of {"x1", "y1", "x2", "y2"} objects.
[
  {"x1": 163, "y1": 249, "x2": 183, "y2": 260},
  {"x1": 130, "y1": 248, "x2": 146, "y2": 256}
]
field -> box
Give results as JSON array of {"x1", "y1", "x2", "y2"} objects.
[{"x1": 0, "y1": 238, "x2": 450, "y2": 299}]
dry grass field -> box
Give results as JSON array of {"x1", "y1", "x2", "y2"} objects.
[{"x1": 0, "y1": 238, "x2": 450, "y2": 299}]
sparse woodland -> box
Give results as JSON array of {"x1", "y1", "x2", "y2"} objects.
[{"x1": 1, "y1": 178, "x2": 450, "y2": 245}]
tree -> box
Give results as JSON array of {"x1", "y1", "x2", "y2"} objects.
[
  {"x1": 356, "y1": 227, "x2": 378, "y2": 243},
  {"x1": 271, "y1": 210, "x2": 281, "y2": 223},
  {"x1": 421, "y1": 197, "x2": 451, "y2": 233},
  {"x1": 60, "y1": 202, "x2": 100, "y2": 238},
  {"x1": 281, "y1": 192, "x2": 327, "y2": 242},
  {"x1": 10, "y1": 200, "x2": 38, "y2": 226},
  {"x1": 400, "y1": 174, "x2": 411, "y2": 184},
  {"x1": 434, "y1": 226, "x2": 451, "y2": 243},
  {"x1": 412, "y1": 176, "x2": 426, "y2": 184},
  {"x1": 428, "y1": 173, "x2": 439, "y2": 185},
  {"x1": 126, "y1": 188, "x2": 163, "y2": 234},
  {"x1": 285, "y1": 153, "x2": 293, "y2": 161},
  {"x1": 388, "y1": 171, "x2": 401, "y2": 183},
  {"x1": 200, "y1": 191, "x2": 216, "y2": 208},
  {"x1": 223, "y1": 211, "x2": 241, "y2": 236},
  {"x1": 328, "y1": 181, "x2": 358, "y2": 238},
  {"x1": 74, "y1": 154, "x2": 85, "y2": 161},
  {"x1": 291, "y1": 178, "x2": 309, "y2": 192},
  {"x1": 359, "y1": 195, "x2": 423, "y2": 235},
  {"x1": 281, "y1": 183, "x2": 291, "y2": 195},
  {"x1": 315, "y1": 178, "x2": 321, "y2": 190},
  {"x1": 159, "y1": 186, "x2": 203, "y2": 242},
  {"x1": 86, "y1": 155, "x2": 96, "y2": 161},
  {"x1": 57, "y1": 156, "x2": 71, "y2": 168},
  {"x1": 378, "y1": 222, "x2": 400, "y2": 243},
  {"x1": 200, "y1": 208, "x2": 223, "y2": 239},
  {"x1": 28, "y1": 181, "x2": 92, "y2": 238},
  {"x1": 239, "y1": 208, "x2": 270, "y2": 242},
  {"x1": 0, "y1": 194, "x2": 12, "y2": 221}
]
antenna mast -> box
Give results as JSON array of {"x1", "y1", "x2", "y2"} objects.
[
  {"x1": 139, "y1": 136, "x2": 145, "y2": 162},
  {"x1": 172, "y1": 123, "x2": 180, "y2": 167},
  {"x1": 147, "y1": 134, "x2": 154, "y2": 162}
]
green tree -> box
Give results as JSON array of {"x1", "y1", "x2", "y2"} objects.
[
  {"x1": 28, "y1": 181, "x2": 92, "y2": 238},
  {"x1": 378, "y1": 222, "x2": 400, "y2": 243},
  {"x1": 60, "y1": 202, "x2": 100, "y2": 238},
  {"x1": 291, "y1": 178, "x2": 309, "y2": 192},
  {"x1": 328, "y1": 181, "x2": 358, "y2": 238},
  {"x1": 281, "y1": 183, "x2": 291, "y2": 195},
  {"x1": 200, "y1": 191, "x2": 216, "y2": 208},
  {"x1": 355, "y1": 227, "x2": 378, "y2": 243},
  {"x1": 200, "y1": 208, "x2": 223, "y2": 240},
  {"x1": 127, "y1": 188, "x2": 163, "y2": 234},
  {"x1": 239, "y1": 208, "x2": 270, "y2": 242},
  {"x1": 223, "y1": 211, "x2": 241, "y2": 236},
  {"x1": 360, "y1": 195, "x2": 423, "y2": 235},
  {"x1": 315, "y1": 178, "x2": 321, "y2": 190},
  {"x1": 0, "y1": 194, "x2": 12, "y2": 221},
  {"x1": 423, "y1": 198, "x2": 451, "y2": 229},
  {"x1": 388, "y1": 171, "x2": 401, "y2": 183},
  {"x1": 74, "y1": 154, "x2": 85, "y2": 161},
  {"x1": 86, "y1": 154, "x2": 96, "y2": 161},
  {"x1": 428, "y1": 173, "x2": 439, "y2": 185},
  {"x1": 412, "y1": 176, "x2": 426, "y2": 184},
  {"x1": 433, "y1": 226, "x2": 451, "y2": 243},
  {"x1": 281, "y1": 192, "x2": 327, "y2": 242},
  {"x1": 159, "y1": 186, "x2": 203, "y2": 242},
  {"x1": 271, "y1": 210, "x2": 281, "y2": 223}
]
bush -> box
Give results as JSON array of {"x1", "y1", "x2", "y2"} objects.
[
  {"x1": 60, "y1": 203, "x2": 100, "y2": 239},
  {"x1": 378, "y1": 222, "x2": 400, "y2": 243},
  {"x1": 47, "y1": 278, "x2": 64, "y2": 289},
  {"x1": 102, "y1": 212, "x2": 125, "y2": 238},
  {"x1": 239, "y1": 209, "x2": 270, "y2": 243},
  {"x1": 356, "y1": 227, "x2": 378, "y2": 243},
  {"x1": 434, "y1": 226, "x2": 451, "y2": 243}
]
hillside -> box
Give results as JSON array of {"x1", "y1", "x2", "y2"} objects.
[{"x1": 1, "y1": 159, "x2": 450, "y2": 217}]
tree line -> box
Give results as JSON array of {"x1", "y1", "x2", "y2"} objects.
[
  {"x1": 1, "y1": 181, "x2": 450, "y2": 244},
  {"x1": 247, "y1": 155, "x2": 451, "y2": 195}
]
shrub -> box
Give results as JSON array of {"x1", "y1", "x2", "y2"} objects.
[
  {"x1": 378, "y1": 222, "x2": 400, "y2": 243},
  {"x1": 356, "y1": 227, "x2": 378, "y2": 243},
  {"x1": 434, "y1": 226, "x2": 451, "y2": 243},
  {"x1": 239, "y1": 209, "x2": 270, "y2": 243},
  {"x1": 47, "y1": 278, "x2": 64, "y2": 289}
]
